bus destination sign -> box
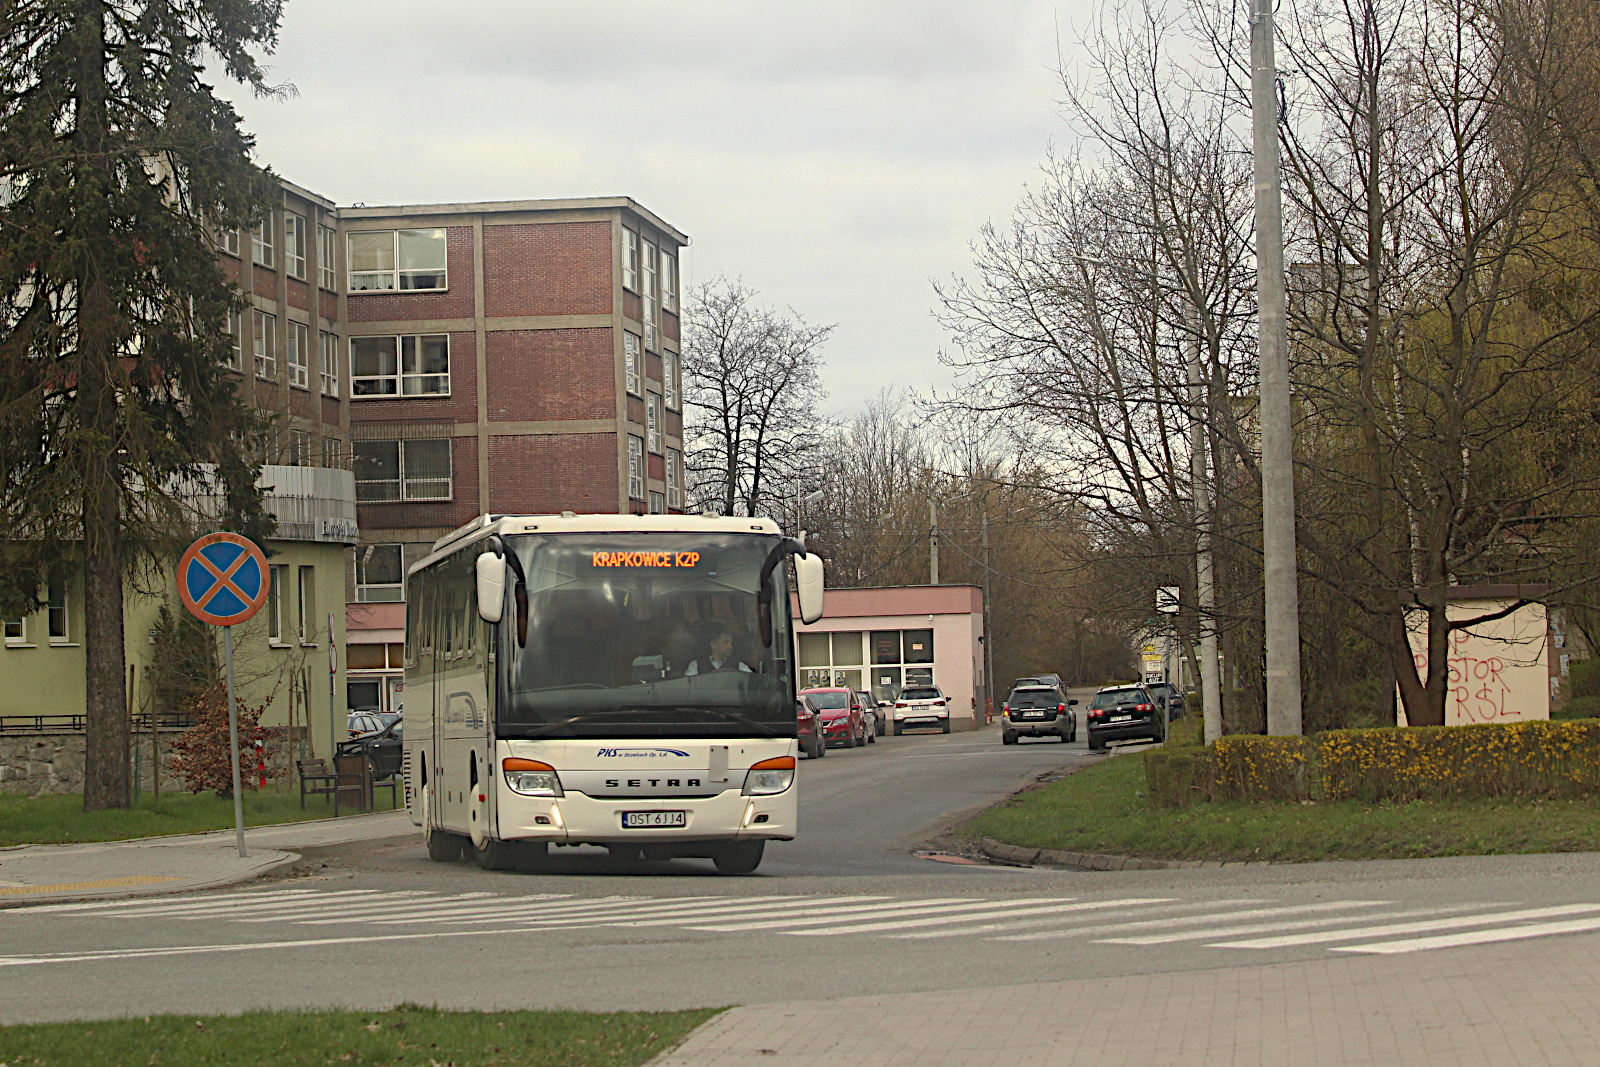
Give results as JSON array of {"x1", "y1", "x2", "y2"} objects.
[{"x1": 591, "y1": 550, "x2": 701, "y2": 569}]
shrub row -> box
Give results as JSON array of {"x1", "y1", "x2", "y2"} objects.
[{"x1": 1144, "y1": 719, "x2": 1600, "y2": 807}]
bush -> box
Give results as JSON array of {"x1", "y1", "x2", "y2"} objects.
[
  {"x1": 1145, "y1": 719, "x2": 1600, "y2": 808},
  {"x1": 167, "y1": 681, "x2": 278, "y2": 797},
  {"x1": 1569, "y1": 658, "x2": 1600, "y2": 700}
]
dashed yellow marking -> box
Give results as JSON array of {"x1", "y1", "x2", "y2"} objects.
[{"x1": 0, "y1": 876, "x2": 182, "y2": 896}]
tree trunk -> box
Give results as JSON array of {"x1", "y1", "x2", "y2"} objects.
[{"x1": 76, "y1": 0, "x2": 130, "y2": 811}]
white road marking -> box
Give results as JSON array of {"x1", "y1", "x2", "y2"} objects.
[
  {"x1": 15, "y1": 887, "x2": 322, "y2": 915},
  {"x1": 103, "y1": 889, "x2": 396, "y2": 918},
  {"x1": 232, "y1": 892, "x2": 507, "y2": 922},
  {"x1": 892, "y1": 899, "x2": 1255, "y2": 939},
  {"x1": 1212, "y1": 904, "x2": 1600, "y2": 949},
  {"x1": 788, "y1": 899, "x2": 1088, "y2": 936},
  {"x1": 690, "y1": 898, "x2": 984, "y2": 932},
  {"x1": 999, "y1": 900, "x2": 1395, "y2": 942},
  {"x1": 1100, "y1": 906, "x2": 1484, "y2": 945},
  {"x1": 293, "y1": 894, "x2": 836, "y2": 928},
  {"x1": 1334, "y1": 915, "x2": 1600, "y2": 955}
]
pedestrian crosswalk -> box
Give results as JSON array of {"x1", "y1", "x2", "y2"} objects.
[{"x1": 20, "y1": 886, "x2": 1600, "y2": 958}]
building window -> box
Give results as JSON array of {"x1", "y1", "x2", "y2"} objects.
[
  {"x1": 297, "y1": 566, "x2": 315, "y2": 644},
  {"x1": 47, "y1": 575, "x2": 68, "y2": 642},
  {"x1": 356, "y1": 544, "x2": 405, "y2": 602},
  {"x1": 321, "y1": 436, "x2": 342, "y2": 469},
  {"x1": 267, "y1": 565, "x2": 286, "y2": 644},
  {"x1": 220, "y1": 226, "x2": 239, "y2": 256},
  {"x1": 287, "y1": 321, "x2": 309, "y2": 389},
  {"x1": 284, "y1": 212, "x2": 307, "y2": 279},
  {"x1": 319, "y1": 330, "x2": 339, "y2": 397},
  {"x1": 3, "y1": 615, "x2": 25, "y2": 646},
  {"x1": 622, "y1": 228, "x2": 638, "y2": 292},
  {"x1": 667, "y1": 447, "x2": 682, "y2": 509},
  {"x1": 662, "y1": 252, "x2": 677, "y2": 313},
  {"x1": 350, "y1": 335, "x2": 450, "y2": 396},
  {"x1": 353, "y1": 439, "x2": 453, "y2": 502},
  {"x1": 226, "y1": 310, "x2": 243, "y2": 372},
  {"x1": 347, "y1": 228, "x2": 447, "y2": 292},
  {"x1": 251, "y1": 218, "x2": 275, "y2": 268},
  {"x1": 317, "y1": 224, "x2": 338, "y2": 290},
  {"x1": 289, "y1": 428, "x2": 314, "y2": 466},
  {"x1": 252, "y1": 310, "x2": 277, "y2": 380},
  {"x1": 624, "y1": 332, "x2": 641, "y2": 396},
  {"x1": 646, "y1": 392, "x2": 662, "y2": 453},
  {"x1": 627, "y1": 435, "x2": 644, "y2": 500},
  {"x1": 799, "y1": 630, "x2": 866, "y2": 691},
  {"x1": 663, "y1": 350, "x2": 679, "y2": 410},
  {"x1": 643, "y1": 241, "x2": 659, "y2": 351},
  {"x1": 649, "y1": 490, "x2": 665, "y2": 514}
]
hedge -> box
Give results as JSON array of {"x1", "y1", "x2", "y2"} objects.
[{"x1": 1144, "y1": 719, "x2": 1600, "y2": 807}]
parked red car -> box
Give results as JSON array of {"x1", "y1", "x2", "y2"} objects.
[
  {"x1": 796, "y1": 696, "x2": 825, "y2": 759},
  {"x1": 798, "y1": 687, "x2": 870, "y2": 748}
]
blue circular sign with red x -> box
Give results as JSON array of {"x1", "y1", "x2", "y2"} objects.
[{"x1": 177, "y1": 532, "x2": 270, "y2": 627}]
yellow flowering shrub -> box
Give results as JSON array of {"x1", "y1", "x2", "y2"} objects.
[{"x1": 1144, "y1": 719, "x2": 1600, "y2": 808}]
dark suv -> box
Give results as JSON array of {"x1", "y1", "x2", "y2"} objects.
[
  {"x1": 1001, "y1": 685, "x2": 1077, "y2": 745},
  {"x1": 1085, "y1": 685, "x2": 1164, "y2": 750}
]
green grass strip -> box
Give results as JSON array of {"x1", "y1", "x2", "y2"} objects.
[
  {"x1": 962, "y1": 751, "x2": 1600, "y2": 862},
  {"x1": 0, "y1": 1005, "x2": 721, "y2": 1067},
  {"x1": 0, "y1": 787, "x2": 402, "y2": 847}
]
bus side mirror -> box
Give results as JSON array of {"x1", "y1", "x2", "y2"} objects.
[
  {"x1": 795, "y1": 554, "x2": 825, "y2": 624},
  {"x1": 475, "y1": 552, "x2": 506, "y2": 624}
]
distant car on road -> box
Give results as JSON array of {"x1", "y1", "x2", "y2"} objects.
[
  {"x1": 1085, "y1": 684, "x2": 1164, "y2": 750},
  {"x1": 799, "y1": 687, "x2": 869, "y2": 748},
  {"x1": 856, "y1": 690, "x2": 889, "y2": 737},
  {"x1": 893, "y1": 685, "x2": 950, "y2": 734},
  {"x1": 797, "y1": 696, "x2": 825, "y2": 759},
  {"x1": 1001, "y1": 685, "x2": 1077, "y2": 745},
  {"x1": 1145, "y1": 682, "x2": 1186, "y2": 720},
  {"x1": 339, "y1": 716, "x2": 403, "y2": 779}
]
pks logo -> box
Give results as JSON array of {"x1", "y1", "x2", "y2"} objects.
[{"x1": 595, "y1": 747, "x2": 692, "y2": 758}]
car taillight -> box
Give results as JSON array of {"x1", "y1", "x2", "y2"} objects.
[
  {"x1": 935, "y1": 699, "x2": 946, "y2": 706},
  {"x1": 1090, "y1": 709, "x2": 1105, "y2": 718},
  {"x1": 1138, "y1": 703, "x2": 1152, "y2": 712},
  {"x1": 1057, "y1": 704, "x2": 1066, "y2": 712},
  {"x1": 896, "y1": 701, "x2": 907, "y2": 708},
  {"x1": 1001, "y1": 705, "x2": 1009, "y2": 714}
]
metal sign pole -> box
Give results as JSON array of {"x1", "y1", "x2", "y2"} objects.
[
  {"x1": 327, "y1": 611, "x2": 338, "y2": 762},
  {"x1": 224, "y1": 625, "x2": 246, "y2": 858}
]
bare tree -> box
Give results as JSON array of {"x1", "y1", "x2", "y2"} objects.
[{"x1": 681, "y1": 278, "x2": 832, "y2": 518}]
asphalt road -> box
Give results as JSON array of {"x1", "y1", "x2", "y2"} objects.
[{"x1": 8, "y1": 716, "x2": 1600, "y2": 1025}]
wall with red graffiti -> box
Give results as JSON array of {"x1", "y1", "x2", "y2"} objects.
[{"x1": 1399, "y1": 598, "x2": 1551, "y2": 725}]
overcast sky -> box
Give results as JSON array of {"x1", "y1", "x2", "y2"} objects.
[{"x1": 219, "y1": 1, "x2": 1080, "y2": 418}]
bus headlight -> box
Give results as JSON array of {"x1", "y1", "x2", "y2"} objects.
[
  {"x1": 742, "y1": 756, "x2": 795, "y2": 796},
  {"x1": 503, "y1": 757, "x2": 564, "y2": 797}
]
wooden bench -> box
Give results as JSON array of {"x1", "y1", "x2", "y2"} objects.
[{"x1": 297, "y1": 758, "x2": 340, "y2": 815}]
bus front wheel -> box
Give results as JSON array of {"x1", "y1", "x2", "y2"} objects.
[
  {"x1": 426, "y1": 827, "x2": 466, "y2": 863},
  {"x1": 711, "y1": 840, "x2": 765, "y2": 875}
]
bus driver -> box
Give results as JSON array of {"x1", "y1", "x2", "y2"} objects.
[{"x1": 684, "y1": 622, "x2": 752, "y2": 676}]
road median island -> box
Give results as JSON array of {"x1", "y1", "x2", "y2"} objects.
[
  {"x1": 0, "y1": 1005, "x2": 722, "y2": 1067},
  {"x1": 959, "y1": 723, "x2": 1600, "y2": 864}
]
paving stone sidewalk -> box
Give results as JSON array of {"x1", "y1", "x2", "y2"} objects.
[
  {"x1": 0, "y1": 809, "x2": 415, "y2": 906},
  {"x1": 653, "y1": 930, "x2": 1600, "y2": 1066}
]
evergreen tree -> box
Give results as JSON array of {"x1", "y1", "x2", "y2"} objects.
[{"x1": 0, "y1": 0, "x2": 285, "y2": 809}]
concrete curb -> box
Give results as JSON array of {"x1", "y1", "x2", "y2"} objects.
[
  {"x1": 0, "y1": 849, "x2": 303, "y2": 908},
  {"x1": 976, "y1": 837, "x2": 1271, "y2": 871}
]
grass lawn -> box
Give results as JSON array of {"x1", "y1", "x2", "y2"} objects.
[
  {"x1": 0, "y1": 1005, "x2": 720, "y2": 1067},
  {"x1": 962, "y1": 750, "x2": 1600, "y2": 863},
  {"x1": 0, "y1": 785, "x2": 402, "y2": 847}
]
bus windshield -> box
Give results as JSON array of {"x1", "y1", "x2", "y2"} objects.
[{"x1": 499, "y1": 532, "x2": 796, "y2": 740}]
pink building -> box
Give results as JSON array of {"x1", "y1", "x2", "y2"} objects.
[{"x1": 793, "y1": 586, "x2": 986, "y2": 732}]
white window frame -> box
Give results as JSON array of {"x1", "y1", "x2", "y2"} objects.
[
  {"x1": 226, "y1": 310, "x2": 243, "y2": 372},
  {"x1": 3, "y1": 614, "x2": 26, "y2": 646},
  {"x1": 643, "y1": 241, "x2": 659, "y2": 351},
  {"x1": 297, "y1": 565, "x2": 314, "y2": 644},
  {"x1": 251, "y1": 218, "x2": 275, "y2": 268},
  {"x1": 319, "y1": 330, "x2": 339, "y2": 397},
  {"x1": 663, "y1": 349, "x2": 679, "y2": 410},
  {"x1": 622, "y1": 228, "x2": 638, "y2": 292},
  {"x1": 627, "y1": 435, "x2": 644, "y2": 500},
  {"x1": 321, "y1": 436, "x2": 341, "y2": 469},
  {"x1": 287, "y1": 321, "x2": 309, "y2": 389},
  {"x1": 47, "y1": 575, "x2": 68, "y2": 644},
  {"x1": 284, "y1": 212, "x2": 307, "y2": 279},
  {"x1": 662, "y1": 252, "x2": 677, "y2": 313},
  {"x1": 646, "y1": 392, "x2": 662, "y2": 454},
  {"x1": 220, "y1": 227, "x2": 240, "y2": 257},
  {"x1": 624, "y1": 332, "x2": 642, "y2": 396},
  {"x1": 649, "y1": 490, "x2": 666, "y2": 514},
  {"x1": 290, "y1": 428, "x2": 314, "y2": 466},
  {"x1": 350, "y1": 334, "x2": 451, "y2": 397},
  {"x1": 353, "y1": 438, "x2": 454, "y2": 502},
  {"x1": 346, "y1": 228, "x2": 448, "y2": 292},
  {"x1": 667, "y1": 447, "x2": 683, "y2": 509},
  {"x1": 356, "y1": 544, "x2": 406, "y2": 603},
  {"x1": 317, "y1": 224, "x2": 338, "y2": 290},
  {"x1": 267, "y1": 565, "x2": 286, "y2": 644},
  {"x1": 252, "y1": 310, "x2": 277, "y2": 380}
]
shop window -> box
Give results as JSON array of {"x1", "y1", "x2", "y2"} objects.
[
  {"x1": 903, "y1": 629, "x2": 934, "y2": 663},
  {"x1": 871, "y1": 630, "x2": 902, "y2": 665}
]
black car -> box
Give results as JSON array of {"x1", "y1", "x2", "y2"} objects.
[
  {"x1": 338, "y1": 717, "x2": 403, "y2": 780},
  {"x1": 1146, "y1": 682, "x2": 1186, "y2": 720},
  {"x1": 1000, "y1": 685, "x2": 1077, "y2": 744},
  {"x1": 1085, "y1": 685, "x2": 1164, "y2": 750}
]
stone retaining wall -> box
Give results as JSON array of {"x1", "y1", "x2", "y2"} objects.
[{"x1": 0, "y1": 729, "x2": 306, "y2": 798}]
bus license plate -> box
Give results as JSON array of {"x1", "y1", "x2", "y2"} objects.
[{"x1": 622, "y1": 811, "x2": 686, "y2": 829}]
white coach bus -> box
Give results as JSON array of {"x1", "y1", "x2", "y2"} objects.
[{"x1": 403, "y1": 513, "x2": 824, "y2": 875}]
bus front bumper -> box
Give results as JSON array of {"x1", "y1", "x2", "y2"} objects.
[{"x1": 495, "y1": 785, "x2": 797, "y2": 845}]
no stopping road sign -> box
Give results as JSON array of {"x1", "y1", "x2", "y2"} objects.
[{"x1": 177, "y1": 532, "x2": 270, "y2": 627}]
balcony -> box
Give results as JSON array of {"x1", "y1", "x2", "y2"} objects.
[{"x1": 259, "y1": 465, "x2": 358, "y2": 544}]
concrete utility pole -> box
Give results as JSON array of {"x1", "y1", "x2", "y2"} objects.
[
  {"x1": 981, "y1": 509, "x2": 994, "y2": 723},
  {"x1": 928, "y1": 497, "x2": 940, "y2": 586},
  {"x1": 1251, "y1": 0, "x2": 1304, "y2": 735},
  {"x1": 1188, "y1": 315, "x2": 1224, "y2": 743}
]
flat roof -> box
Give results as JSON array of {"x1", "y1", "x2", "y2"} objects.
[{"x1": 336, "y1": 196, "x2": 689, "y2": 245}]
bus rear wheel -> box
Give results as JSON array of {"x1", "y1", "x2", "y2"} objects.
[{"x1": 711, "y1": 840, "x2": 765, "y2": 875}]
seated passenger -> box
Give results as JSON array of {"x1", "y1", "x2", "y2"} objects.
[{"x1": 684, "y1": 622, "x2": 752, "y2": 676}]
